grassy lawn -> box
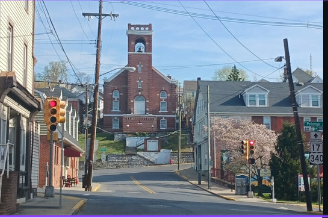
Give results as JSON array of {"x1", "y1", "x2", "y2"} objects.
[
  {"x1": 78, "y1": 131, "x2": 192, "y2": 160},
  {"x1": 255, "y1": 193, "x2": 323, "y2": 206}
]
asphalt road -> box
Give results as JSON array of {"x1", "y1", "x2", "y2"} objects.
[{"x1": 73, "y1": 165, "x2": 309, "y2": 215}]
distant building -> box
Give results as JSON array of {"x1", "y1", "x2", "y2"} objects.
[
  {"x1": 102, "y1": 24, "x2": 178, "y2": 138},
  {"x1": 193, "y1": 78, "x2": 323, "y2": 181}
]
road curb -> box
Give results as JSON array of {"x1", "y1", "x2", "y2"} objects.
[
  {"x1": 174, "y1": 170, "x2": 236, "y2": 201},
  {"x1": 70, "y1": 199, "x2": 87, "y2": 215},
  {"x1": 92, "y1": 183, "x2": 101, "y2": 192}
]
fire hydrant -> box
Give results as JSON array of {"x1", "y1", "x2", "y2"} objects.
[{"x1": 170, "y1": 159, "x2": 173, "y2": 164}]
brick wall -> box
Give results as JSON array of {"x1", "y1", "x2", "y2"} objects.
[
  {"x1": 0, "y1": 171, "x2": 18, "y2": 215},
  {"x1": 39, "y1": 136, "x2": 80, "y2": 188}
]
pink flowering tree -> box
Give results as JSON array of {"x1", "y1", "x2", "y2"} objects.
[{"x1": 206, "y1": 117, "x2": 278, "y2": 176}]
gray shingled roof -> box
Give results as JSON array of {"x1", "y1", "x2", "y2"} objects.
[
  {"x1": 36, "y1": 85, "x2": 78, "y2": 99},
  {"x1": 292, "y1": 68, "x2": 314, "y2": 83},
  {"x1": 197, "y1": 80, "x2": 323, "y2": 116}
]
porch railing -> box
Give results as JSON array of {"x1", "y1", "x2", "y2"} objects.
[{"x1": 0, "y1": 141, "x2": 14, "y2": 202}]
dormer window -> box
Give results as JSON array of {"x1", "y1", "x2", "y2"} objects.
[{"x1": 247, "y1": 94, "x2": 267, "y2": 107}]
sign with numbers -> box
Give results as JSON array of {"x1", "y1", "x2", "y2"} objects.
[
  {"x1": 309, "y1": 153, "x2": 323, "y2": 165},
  {"x1": 310, "y1": 142, "x2": 323, "y2": 153}
]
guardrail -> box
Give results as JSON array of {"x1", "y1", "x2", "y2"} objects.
[{"x1": 0, "y1": 141, "x2": 14, "y2": 202}]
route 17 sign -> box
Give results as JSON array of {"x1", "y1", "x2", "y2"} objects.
[{"x1": 309, "y1": 132, "x2": 323, "y2": 165}]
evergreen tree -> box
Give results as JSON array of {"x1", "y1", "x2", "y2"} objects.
[
  {"x1": 227, "y1": 65, "x2": 245, "y2": 81},
  {"x1": 269, "y1": 122, "x2": 314, "y2": 201}
]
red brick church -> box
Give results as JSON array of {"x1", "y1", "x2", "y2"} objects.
[{"x1": 103, "y1": 24, "x2": 178, "y2": 136}]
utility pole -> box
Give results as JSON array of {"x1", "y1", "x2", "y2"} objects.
[
  {"x1": 283, "y1": 38, "x2": 312, "y2": 211},
  {"x1": 84, "y1": 83, "x2": 89, "y2": 188},
  {"x1": 178, "y1": 83, "x2": 181, "y2": 171},
  {"x1": 207, "y1": 85, "x2": 211, "y2": 189},
  {"x1": 82, "y1": 0, "x2": 119, "y2": 191}
]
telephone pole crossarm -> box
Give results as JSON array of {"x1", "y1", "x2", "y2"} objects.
[{"x1": 82, "y1": 12, "x2": 119, "y2": 20}]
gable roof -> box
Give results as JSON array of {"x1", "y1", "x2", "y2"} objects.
[
  {"x1": 36, "y1": 85, "x2": 79, "y2": 100},
  {"x1": 292, "y1": 68, "x2": 316, "y2": 84},
  {"x1": 196, "y1": 80, "x2": 323, "y2": 116}
]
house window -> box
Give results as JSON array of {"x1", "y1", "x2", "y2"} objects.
[
  {"x1": 113, "y1": 117, "x2": 119, "y2": 129},
  {"x1": 160, "y1": 119, "x2": 167, "y2": 129},
  {"x1": 23, "y1": 44, "x2": 27, "y2": 86},
  {"x1": 113, "y1": 90, "x2": 119, "y2": 98},
  {"x1": 160, "y1": 101, "x2": 167, "y2": 112},
  {"x1": 191, "y1": 92, "x2": 195, "y2": 97},
  {"x1": 259, "y1": 94, "x2": 266, "y2": 106},
  {"x1": 25, "y1": 0, "x2": 28, "y2": 11},
  {"x1": 248, "y1": 94, "x2": 267, "y2": 106},
  {"x1": 8, "y1": 25, "x2": 13, "y2": 71},
  {"x1": 263, "y1": 117, "x2": 271, "y2": 129},
  {"x1": 249, "y1": 95, "x2": 256, "y2": 106},
  {"x1": 112, "y1": 100, "x2": 119, "y2": 111},
  {"x1": 20, "y1": 117, "x2": 27, "y2": 169},
  {"x1": 160, "y1": 91, "x2": 167, "y2": 99},
  {"x1": 311, "y1": 95, "x2": 319, "y2": 107},
  {"x1": 317, "y1": 117, "x2": 323, "y2": 122}
]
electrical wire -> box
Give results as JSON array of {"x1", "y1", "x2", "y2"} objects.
[
  {"x1": 204, "y1": 1, "x2": 278, "y2": 69},
  {"x1": 178, "y1": 1, "x2": 264, "y2": 80},
  {"x1": 120, "y1": 1, "x2": 323, "y2": 30}
]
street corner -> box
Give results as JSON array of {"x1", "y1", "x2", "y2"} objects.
[
  {"x1": 92, "y1": 183, "x2": 101, "y2": 192},
  {"x1": 70, "y1": 199, "x2": 87, "y2": 215}
]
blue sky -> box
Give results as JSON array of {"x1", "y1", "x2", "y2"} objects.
[{"x1": 34, "y1": 1, "x2": 323, "y2": 86}]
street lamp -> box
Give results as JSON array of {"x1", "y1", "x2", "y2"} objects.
[{"x1": 274, "y1": 56, "x2": 287, "y2": 82}]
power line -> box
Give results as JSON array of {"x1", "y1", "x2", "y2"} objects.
[
  {"x1": 204, "y1": 1, "x2": 278, "y2": 69},
  {"x1": 120, "y1": 1, "x2": 322, "y2": 29},
  {"x1": 41, "y1": 0, "x2": 83, "y2": 84}
]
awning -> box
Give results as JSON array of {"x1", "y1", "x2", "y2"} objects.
[{"x1": 64, "y1": 148, "x2": 82, "y2": 157}]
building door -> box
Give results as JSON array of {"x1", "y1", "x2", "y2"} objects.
[{"x1": 134, "y1": 96, "x2": 145, "y2": 114}]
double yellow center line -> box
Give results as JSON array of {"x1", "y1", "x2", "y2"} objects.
[{"x1": 130, "y1": 176, "x2": 156, "y2": 194}]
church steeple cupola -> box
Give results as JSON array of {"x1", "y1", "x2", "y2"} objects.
[{"x1": 127, "y1": 23, "x2": 153, "y2": 54}]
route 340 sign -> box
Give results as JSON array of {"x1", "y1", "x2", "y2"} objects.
[{"x1": 309, "y1": 132, "x2": 323, "y2": 165}]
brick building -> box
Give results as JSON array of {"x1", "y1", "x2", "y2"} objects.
[
  {"x1": 103, "y1": 24, "x2": 177, "y2": 137},
  {"x1": 35, "y1": 87, "x2": 83, "y2": 189}
]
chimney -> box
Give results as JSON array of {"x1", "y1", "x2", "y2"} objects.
[{"x1": 197, "y1": 77, "x2": 201, "y2": 81}]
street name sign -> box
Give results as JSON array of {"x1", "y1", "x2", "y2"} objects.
[{"x1": 304, "y1": 121, "x2": 323, "y2": 132}]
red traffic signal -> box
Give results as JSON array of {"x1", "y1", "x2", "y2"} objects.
[
  {"x1": 248, "y1": 140, "x2": 255, "y2": 155},
  {"x1": 44, "y1": 97, "x2": 58, "y2": 131}
]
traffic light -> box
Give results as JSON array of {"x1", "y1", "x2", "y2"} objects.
[
  {"x1": 241, "y1": 140, "x2": 248, "y2": 160},
  {"x1": 249, "y1": 140, "x2": 255, "y2": 155},
  {"x1": 56, "y1": 99, "x2": 66, "y2": 123},
  {"x1": 44, "y1": 97, "x2": 58, "y2": 131},
  {"x1": 248, "y1": 158, "x2": 255, "y2": 164}
]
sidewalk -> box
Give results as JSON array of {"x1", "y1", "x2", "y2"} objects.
[
  {"x1": 175, "y1": 166, "x2": 323, "y2": 215},
  {"x1": 15, "y1": 182, "x2": 100, "y2": 215}
]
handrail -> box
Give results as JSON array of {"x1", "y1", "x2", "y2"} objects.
[{"x1": 0, "y1": 141, "x2": 14, "y2": 202}]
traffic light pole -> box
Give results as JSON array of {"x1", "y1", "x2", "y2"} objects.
[{"x1": 45, "y1": 131, "x2": 54, "y2": 197}]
